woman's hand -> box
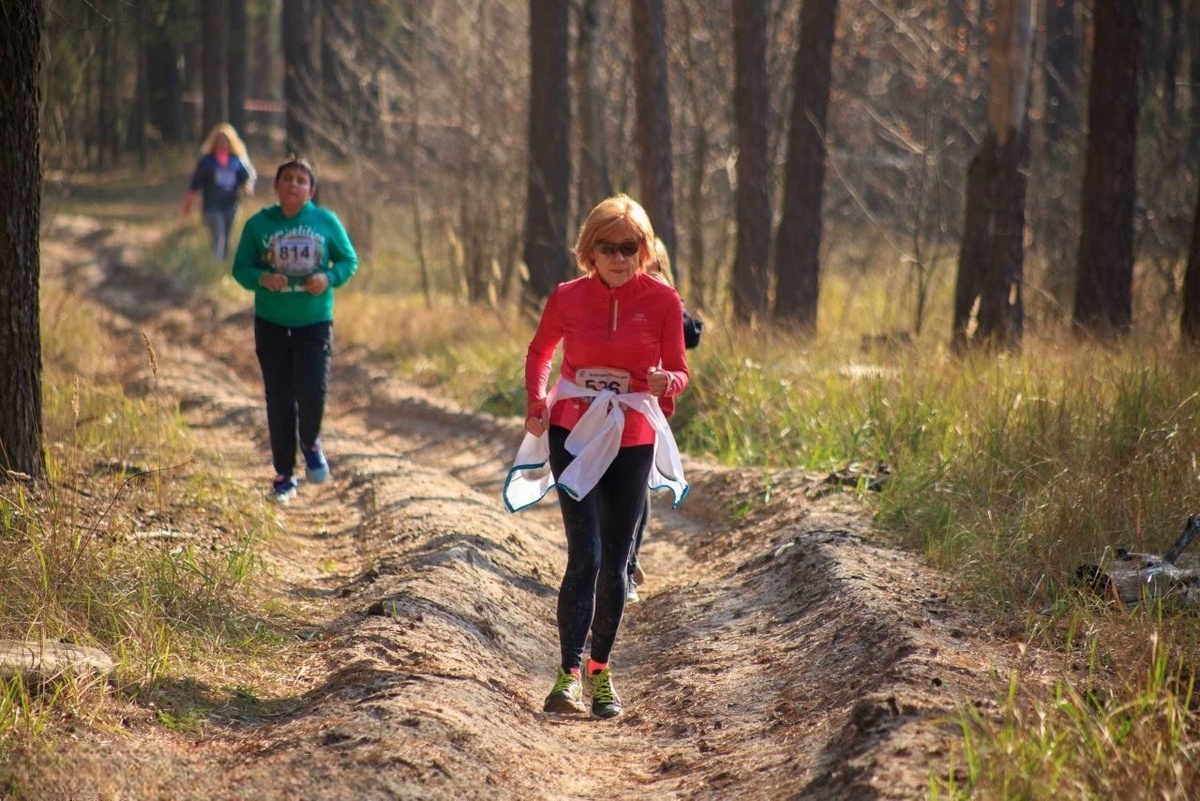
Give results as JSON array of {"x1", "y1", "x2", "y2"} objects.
[
  {"x1": 646, "y1": 368, "x2": 671, "y2": 397},
  {"x1": 525, "y1": 404, "x2": 550, "y2": 436},
  {"x1": 304, "y1": 272, "x2": 331, "y2": 295}
]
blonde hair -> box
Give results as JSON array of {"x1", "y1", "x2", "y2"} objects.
[
  {"x1": 648, "y1": 237, "x2": 675, "y2": 286},
  {"x1": 572, "y1": 194, "x2": 656, "y2": 275},
  {"x1": 199, "y1": 123, "x2": 250, "y2": 161}
]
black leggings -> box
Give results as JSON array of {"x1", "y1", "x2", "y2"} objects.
[
  {"x1": 628, "y1": 495, "x2": 650, "y2": 580},
  {"x1": 548, "y1": 425, "x2": 653, "y2": 671},
  {"x1": 254, "y1": 317, "x2": 333, "y2": 478}
]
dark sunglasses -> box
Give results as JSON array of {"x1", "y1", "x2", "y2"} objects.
[{"x1": 596, "y1": 240, "x2": 641, "y2": 258}]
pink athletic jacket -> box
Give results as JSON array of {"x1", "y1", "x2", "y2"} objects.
[{"x1": 526, "y1": 272, "x2": 689, "y2": 447}]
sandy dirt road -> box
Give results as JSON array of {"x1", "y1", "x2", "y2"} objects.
[{"x1": 18, "y1": 216, "x2": 1015, "y2": 800}]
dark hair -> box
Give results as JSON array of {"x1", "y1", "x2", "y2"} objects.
[{"x1": 274, "y1": 157, "x2": 317, "y2": 190}]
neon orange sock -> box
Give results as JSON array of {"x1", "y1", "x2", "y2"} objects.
[{"x1": 587, "y1": 658, "x2": 607, "y2": 675}]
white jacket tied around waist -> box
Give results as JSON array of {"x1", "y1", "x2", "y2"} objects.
[{"x1": 502, "y1": 377, "x2": 688, "y2": 513}]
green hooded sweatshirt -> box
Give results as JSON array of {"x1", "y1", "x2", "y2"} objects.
[{"x1": 231, "y1": 200, "x2": 358, "y2": 328}]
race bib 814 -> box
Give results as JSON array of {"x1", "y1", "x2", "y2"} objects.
[{"x1": 270, "y1": 235, "x2": 321, "y2": 277}]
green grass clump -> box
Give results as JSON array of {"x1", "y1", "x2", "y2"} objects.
[{"x1": 939, "y1": 614, "x2": 1200, "y2": 799}]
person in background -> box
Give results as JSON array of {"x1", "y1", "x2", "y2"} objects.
[
  {"x1": 231, "y1": 158, "x2": 358, "y2": 503},
  {"x1": 626, "y1": 238, "x2": 703, "y2": 603},
  {"x1": 503, "y1": 195, "x2": 689, "y2": 719},
  {"x1": 183, "y1": 122, "x2": 256, "y2": 261}
]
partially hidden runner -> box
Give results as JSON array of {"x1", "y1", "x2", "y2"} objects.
[
  {"x1": 503, "y1": 194, "x2": 689, "y2": 719},
  {"x1": 627, "y1": 237, "x2": 703, "y2": 603},
  {"x1": 183, "y1": 122, "x2": 256, "y2": 261}
]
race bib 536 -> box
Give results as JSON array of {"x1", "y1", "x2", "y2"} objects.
[{"x1": 576, "y1": 367, "x2": 631, "y2": 394}]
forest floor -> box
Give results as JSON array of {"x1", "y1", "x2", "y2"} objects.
[{"x1": 13, "y1": 213, "x2": 1036, "y2": 800}]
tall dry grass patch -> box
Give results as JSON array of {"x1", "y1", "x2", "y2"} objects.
[{"x1": 0, "y1": 280, "x2": 281, "y2": 745}]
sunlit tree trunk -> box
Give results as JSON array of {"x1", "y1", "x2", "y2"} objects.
[
  {"x1": 632, "y1": 0, "x2": 676, "y2": 263},
  {"x1": 576, "y1": 0, "x2": 612, "y2": 208},
  {"x1": 0, "y1": 0, "x2": 46, "y2": 480},
  {"x1": 523, "y1": 0, "x2": 572, "y2": 307},
  {"x1": 677, "y1": 3, "x2": 713, "y2": 307},
  {"x1": 952, "y1": 0, "x2": 1034, "y2": 353},
  {"x1": 774, "y1": 0, "x2": 838, "y2": 333},
  {"x1": 731, "y1": 0, "x2": 771, "y2": 323},
  {"x1": 283, "y1": 0, "x2": 315, "y2": 155},
  {"x1": 1072, "y1": 0, "x2": 1141, "y2": 338}
]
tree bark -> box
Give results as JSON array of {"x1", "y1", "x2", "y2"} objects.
[
  {"x1": 774, "y1": 0, "x2": 839, "y2": 333},
  {"x1": 0, "y1": 0, "x2": 46, "y2": 480},
  {"x1": 1043, "y1": 0, "x2": 1080, "y2": 145},
  {"x1": 201, "y1": 0, "x2": 228, "y2": 134},
  {"x1": 1190, "y1": 0, "x2": 1200, "y2": 155},
  {"x1": 228, "y1": 0, "x2": 247, "y2": 133},
  {"x1": 575, "y1": 0, "x2": 612, "y2": 209},
  {"x1": 96, "y1": 17, "x2": 118, "y2": 169},
  {"x1": 522, "y1": 0, "x2": 572, "y2": 307},
  {"x1": 1164, "y1": 0, "x2": 1183, "y2": 124},
  {"x1": 146, "y1": 0, "x2": 186, "y2": 144},
  {"x1": 631, "y1": 0, "x2": 676, "y2": 263},
  {"x1": 731, "y1": 0, "x2": 772, "y2": 323},
  {"x1": 1072, "y1": 0, "x2": 1141, "y2": 338},
  {"x1": 1181, "y1": 178, "x2": 1200, "y2": 346},
  {"x1": 283, "y1": 0, "x2": 315, "y2": 155}
]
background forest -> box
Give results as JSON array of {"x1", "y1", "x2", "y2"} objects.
[{"x1": 41, "y1": 0, "x2": 1200, "y2": 343}]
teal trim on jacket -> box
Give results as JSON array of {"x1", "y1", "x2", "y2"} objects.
[{"x1": 231, "y1": 201, "x2": 358, "y2": 328}]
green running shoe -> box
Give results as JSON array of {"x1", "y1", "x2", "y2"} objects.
[
  {"x1": 585, "y1": 666, "x2": 623, "y2": 719},
  {"x1": 543, "y1": 667, "x2": 586, "y2": 714}
]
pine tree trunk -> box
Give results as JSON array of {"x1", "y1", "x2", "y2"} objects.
[
  {"x1": 1180, "y1": 181, "x2": 1200, "y2": 346},
  {"x1": 1043, "y1": 0, "x2": 1080, "y2": 144},
  {"x1": 283, "y1": 0, "x2": 315, "y2": 155},
  {"x1": 731, "y1": 0, "x2": 771, "y2": 323},
  {"x1": 774, "y1": 0, "x2": 839, "y2": 333},
  {"x1": 201, "y1": 0, "x2": 228, "y2": 134},
  {"x1": 632, "y1": 0, "x2": 676, "y2": 262},
  {"x1": 228, "y1": 0, "x2": 247, "y2": 134},
  {"x1": 522, "y1": 0, "x2": 572, "y2": 307},
  {"x1": 575, "y1": 0, "x2": 612, "y2": 208},
  {"x1": 1073, "y1": 0, "x2": 1141, "y2": 338},
  {"x1": 0, "y1": 0, "x2": 46, "y2": 480},
  {"x1": 952, "y1": 0, "x2": 1034, "y2": 352}
]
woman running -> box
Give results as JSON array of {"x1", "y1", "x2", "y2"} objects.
[{"x1": 503, "y1": 194, "x2": 689, "y2": 718}]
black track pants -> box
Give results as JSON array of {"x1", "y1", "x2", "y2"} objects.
[
  {"x1": 548, "y1": 425, "x2": 653, "y2": 670},
  {"x1": 254, "y1": 317, "x2": 332, "y2": 478}
]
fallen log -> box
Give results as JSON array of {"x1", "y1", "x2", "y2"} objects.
[{"x1": 1075, "y1": 517, "x2": 1200, "y2": 608}]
